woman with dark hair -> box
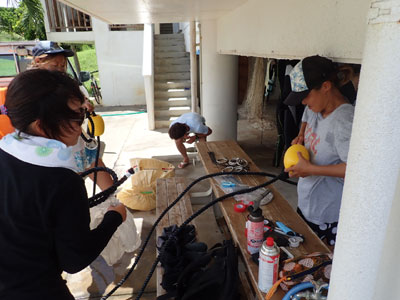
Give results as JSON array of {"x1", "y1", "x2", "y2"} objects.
[
  {"x1": 28, "y1": 41, "x2": 140, "y2": 274},
  {"x1": 29, "y1": 40, "x2": 114, "y2": 188},
  {"x1": 0, "y1": 69, "x2": 126, "y2": 300},
  {"x1": 284, "y1": 55, "x2": 354, "y2": 248}
]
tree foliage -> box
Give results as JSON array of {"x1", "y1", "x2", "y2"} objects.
[
  {"x1": 0, "y1": 0, "x2": 46, "y2": 40},
  {"x1": 0, "y1": 7, "x2": 21, "y2": 33}
]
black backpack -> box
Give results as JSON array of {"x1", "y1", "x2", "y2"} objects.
[
  {"x1": 175, "y1": 240, "x2": 239, "y2": 300},
  {"x1": 157, "y1": 225, "x2": 239, "y2": 300}
]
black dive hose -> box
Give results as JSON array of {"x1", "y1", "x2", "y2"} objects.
[
  {"x1": 92, "y1": 136, "x2": 101, "y2": 196},
  {"x1": 99, "y1": 170, "x2": 296, "y2": 300},
  {"x1": 80, "y1": 166, "x2": 135, "y2": 207}
]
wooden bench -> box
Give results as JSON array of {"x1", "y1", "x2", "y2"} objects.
[
  {"x1": 196, "y1": 140, "x2": 331, "y2": 300},
  {"x1": 155, "y1": 177, "x2": 196, "y2": 297}
]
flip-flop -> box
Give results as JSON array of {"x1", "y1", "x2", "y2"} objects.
[{"x1": 178, "y1": 161, "x2": 190, "y2": 169}]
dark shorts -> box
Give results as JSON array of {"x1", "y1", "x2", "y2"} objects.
[{"x1": 297, "y1": 208, "x2": 338, "y2": 246}]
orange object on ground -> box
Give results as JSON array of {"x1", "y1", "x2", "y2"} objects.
[{"x1": 0, "y1": 87, "x2": 14, "y2": 138}]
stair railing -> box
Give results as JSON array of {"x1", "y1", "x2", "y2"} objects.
[
  {"x1": 43, "y1": 0, "x2": 92, "y2": 32},
  {"x1": 142, "y1": 23, "x2": 155, "y2": 130}
]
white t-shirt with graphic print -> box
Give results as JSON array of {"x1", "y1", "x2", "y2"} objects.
[{"x1": 297, "y1": 104, "x2": 354, "y2": 225}]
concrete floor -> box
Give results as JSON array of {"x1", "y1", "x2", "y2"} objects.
[{"x1": 66, "y1": 106, "x2": 298, "y2": 300}]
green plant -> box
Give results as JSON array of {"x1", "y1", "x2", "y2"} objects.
[
  {"x1": 68, "y1": 44, "x2": 100, "y2": 93},
  {"x1": 1, "y1": 0, "x2": 45, "y2": 40},
  {"x1": 0, "y1": 31, "x2": 24, "y2": 41}
]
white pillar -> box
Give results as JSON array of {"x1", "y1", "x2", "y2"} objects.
[
  {"x1": 190, "y1": 21, "x2": 198, "y2": 113},
  {"x1": 329, "y1": 1, "x2": 400, "y2": 299},
  {"x1": 154, "y1": 23, "x2": 160, "y2": 35},
  {"x1": 200, "y1": 20, "x2": 238, "y2": 141}
]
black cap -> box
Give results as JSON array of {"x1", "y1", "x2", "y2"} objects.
[
  {"x1": 284, "y1": 55, "x2": 335, "y2": 106},
  {"x1": 32, "y1": 41, "x2": 74, "y2": 58}
]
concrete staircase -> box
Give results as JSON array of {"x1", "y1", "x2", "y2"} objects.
[{"x1": 154, "y1": 33, "x2": 191, "y2": 128}]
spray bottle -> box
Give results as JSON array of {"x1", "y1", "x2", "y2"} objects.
[
  {"x1": 258, "y1": 237, "x2": 280, "y2": 293},
  {"x1": 246, "y1": 202, "x2": 264, "y2": 255}
]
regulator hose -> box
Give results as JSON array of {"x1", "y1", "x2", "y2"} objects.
[
  {"x1": 100, "y1": 170, "x2": 296, "y2": 300},
  {"x1": 283, "y1": 282, "x2": 314, "y2": 300},
  {"x1": 80, "y1": 166, "x2": 135, "y2": 208}
]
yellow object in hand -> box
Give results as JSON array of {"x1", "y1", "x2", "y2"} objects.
[
  {"x1": 284, "y1": 144, "x2": 310, "y2": 169},
  {"x1": 87, "y1": 114, "x2": 105, "y2": 136}
]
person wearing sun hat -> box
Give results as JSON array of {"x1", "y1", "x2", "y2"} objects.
[
  {"x1": 284, "y1": 55, "x2": 355, "y2": 248},
  {"x1": 30, "y1": 41, "x2": 74, "y2": 71}
]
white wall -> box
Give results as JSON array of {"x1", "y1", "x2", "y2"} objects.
[
  {"x1": 179, "y1": 22, "x2": 190, "y2": 52},
  {"x1": 46, "y1": 32, "x2": 95, "y2": 44},
  {"x1": 180, "y1": 22, "x2": 200, "y2": 53},
  {"x1": 92, "y1": 18, "x2": 145, "y2": 106},
  {"x1": 217, "y1": 0, "x2": 369, "y2": 63}
]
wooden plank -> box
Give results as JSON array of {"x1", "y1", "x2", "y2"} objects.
[
  {"x1": 196, "y1": 140, "x2": 331, "y2": 300},
  {"x1": 238, "y1": 258, "x2": 256, "y2": 300},
  {"x1": 77, "y1": 11, "x2": 82, "y2": 29},
  {"x1": 58, "y1": 2, "x2": 65, "y2": 31},
  {"x1": 156, "y1": 179, "x2": 170, "y2": 239},
  {"x1": 176, "y1": 177, "x2": 195, "y2": 227},
  {"x1": 156, "y1": 177, "x2": 197, "y2": 297},
  {"x1": 167, "y1": 178, "x2": 183, "y2": 226},
  {"x1": 155, "y1": 178, "x2": 169, "y2": 297},
  {"x1": 156, "y1": 264, "x2": 164, "y2": 297}
]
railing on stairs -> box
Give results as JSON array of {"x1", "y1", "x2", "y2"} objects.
[
  {"x1": 43, "y1": 0, "x2": 92, "y2": 32},
  {"x1": 143, "y1": 24, "x2": 155, "y2": 130}
]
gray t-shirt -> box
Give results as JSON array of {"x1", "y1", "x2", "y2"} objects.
[
  {"x1": 298, "y1": 104, "x2": 354, "y2": 225},
  {"x1": 170, "y1": 112, "x2": 209, "y2": 134}
]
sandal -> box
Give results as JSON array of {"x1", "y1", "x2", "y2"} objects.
[{"x1": 178, "y1": 161, "x2": 190, "y2": 169}]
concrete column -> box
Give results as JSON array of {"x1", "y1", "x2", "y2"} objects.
[
  {"x1": 190, "y1": 21, "x2": 198, "y2": 112},
  {"x1": 154, "y1": 23, "x2": 160, "y2": 35},
  {"x1": 200, "y1": 20, "x2": 238, "y2": 141},
  {"x1": 329, "y1": 1, "x2": 400, "y2": 299}
]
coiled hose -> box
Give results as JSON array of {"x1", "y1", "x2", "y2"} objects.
[
  {"x1": 80, "y1": 166, "x2": 134, "y2": 207},
  {"x1": 96, "y1": 170, "x2": 296, "y2": 300}
]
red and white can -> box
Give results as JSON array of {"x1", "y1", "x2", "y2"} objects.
[
  {"x1": 258, "y1": 237, "x2": 280, "y2": 293},
  {"x1": 246, "y1": 211, "x2": 264, "y2": 254}
]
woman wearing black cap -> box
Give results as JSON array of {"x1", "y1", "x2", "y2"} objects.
[{"x1": 284, "y1": 55, "x2": 355, "y2": 247}]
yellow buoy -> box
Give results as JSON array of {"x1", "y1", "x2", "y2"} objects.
[
  {"x1": 87, "y1": 114, "x2": 105, "y2": 136},
  {"x1": 283, "y1": 144, "x2": 310, "y2": 169}
]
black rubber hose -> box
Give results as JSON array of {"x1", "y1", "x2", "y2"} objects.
[
  {"x1": 81, "y1": 166, "x2": 134, "y2": 208},
  {"x1": 92, "y1": 136, "x2": 101, "y2": 197},
  {"x1": 101, "y1": 171, "x2": 289, "y2": 300},
  {"x1": 134, "y1": 172, "x2": 284, "y2": 299}
]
